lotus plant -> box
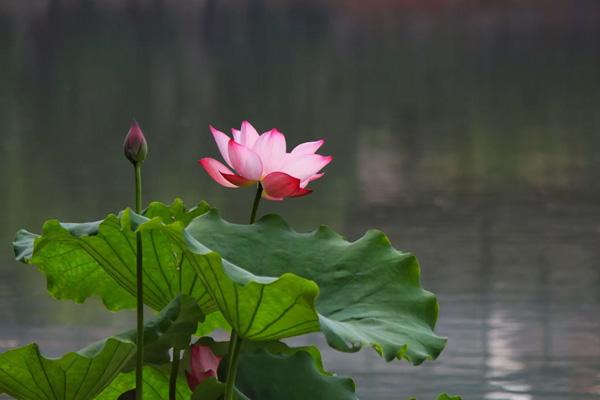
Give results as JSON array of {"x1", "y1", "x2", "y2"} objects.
[
  {"x1": 199, "y1": 121, "x2": 332, "y2": 200},
  {"x1": 2, "y1": 119, "x2": 457, "y2": 400}
]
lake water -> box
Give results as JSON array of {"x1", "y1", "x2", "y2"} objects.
[{"x1": 1, "y1": 1, "x2": 599, "y2": 399}]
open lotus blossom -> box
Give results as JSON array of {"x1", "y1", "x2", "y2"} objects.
[
  {"x1": 185, "y1": 343, "x2": 223, "y2": 391},
  {"x1": 199, "y1": 121, "x2": 332, "y2": 200}
]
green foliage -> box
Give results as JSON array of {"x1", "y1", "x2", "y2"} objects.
[
  {"x1": 15, "y1": 201, "x2": 445, "y2": 363},
  {"x1": 99, "y1": 338, "x2": 357, "y2": 400},
  {"x1": 160, "y1": 208, "x2": 446, "y2": 364},
  {"x1": 0, "y1": 339, "x2": 134, "y2": 400},
  {"x1": 437, "y1": 394, "x2": 462, "y2": 400},
  {"x1": 118, "y1": 294, "x2": 204, "y2": 370},
  {"x1": 14, "y1": 199, "x2": 212, "y2": 312},
  {"x1": 141, "y1": 216, "x2": 321, "y2": 341},
  {"x1": 12, "y1": 199, "x2": 451, "y2": 398},
  {"x1": 235, "y1": 345, "x2": 357, "y2": 400},
  {"x1": 0, "y1": 295, "x2": 201, "y2": 400},
  {"x1": 189, "y1": 339, "x2": 357, "y2": 400},
  {"x1": 97, "y1": 365, "x2": 190, "y2": 400}
]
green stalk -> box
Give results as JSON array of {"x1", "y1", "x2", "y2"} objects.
[
  {"x1": 249, "y1": 183, "x2": 263, "y2": 225},
  {"x1": 223, "y1": 183, "x2": 263, "y2": 400},
  {"x1": 168, "y1": 257, "x2": 184, "y2": 400},
  {"x1": 134, "y1": 163, "x2": 144, "y2": 399},
  {"x1": 223, "y1": 331, "x2": 242, "y2": 400}
]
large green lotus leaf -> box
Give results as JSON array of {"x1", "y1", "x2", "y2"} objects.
[
  {"x1": 188, "y1": 339, "x2": 357, "y2": 400},
  {"x1": 13, "y1": 199, "x2": 213, "y2": 312},
  {"x1": 97, "y1": 365, "x2": 191, "y2": 400},
  {"x1": 182, "y1": 210, "x2": 446, "y2": 365},
  {"x1": 139, "y1": 218, "x2": 321, "y2": 341},
  {"x1": 0, "y1": 340, "x2": 134, "y2": 400},
  {"x1": 0, "y1": 294, "x2": 202, "y2": 400}
]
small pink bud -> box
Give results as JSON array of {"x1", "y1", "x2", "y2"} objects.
[
  {"x1": 186, "y1": 343, "x2": 222, "y2": 391},
  {"x1": 123, "y1": 119, "x2": 148, "y2": 164}
]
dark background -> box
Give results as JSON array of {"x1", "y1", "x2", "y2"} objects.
[{"x1": 1, "y1": 1, "x2": 599, "y2": 398}]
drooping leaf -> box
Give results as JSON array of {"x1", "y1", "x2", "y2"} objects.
[
  {"x1": 236, "y1": 347, "x2": 357, "y2": 400},
  {"x1": 97, "y1": 365, "x2": 191, "y2": 400},
  {"x1": 170, "y1": 210, "x2": 445, "y2": 364},
  {"x1": 139, "y1": 218, "x2": 321, "y2": 341},
  {"x1": 13, "y1": 199, "x2": 213, "y2": 312},
  {"x1": 0, "y1": 294, "x2": 201, "y2": 400},
  {"x1": 116, "y1": 294, "x2": 204, "y2": 370},
  {"x1": 188, "y1": 338, "x2": 358, "y2": 400}
]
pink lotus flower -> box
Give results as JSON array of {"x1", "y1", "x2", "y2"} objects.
[
  {"x1": 185, "y1": 343, "x2": 222, "y2": 391},
  {"x1": 199, "y1": 121, "x2": 332, "y2": 200}
]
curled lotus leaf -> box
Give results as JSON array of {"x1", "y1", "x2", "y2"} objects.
[{"x1": 13, "y1": 199, "x2": 213, "y2": 312}]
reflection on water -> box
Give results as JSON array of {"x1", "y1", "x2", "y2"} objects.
[
  {"x1": 486, "y1": 309, "x2": 532, "y2": 400},
  {"x1": 1, "y1": 1, "x2": 600, "y2": 399}
]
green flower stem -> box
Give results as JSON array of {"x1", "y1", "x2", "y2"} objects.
[
  {"x1": 168, "y1": 257, "x2": 184, "y2": 400},
  {"x1": 249, "y1": 183, "x2": 263, "y2": 225},
  {"x1": 134, "y1": 162, "x2": 144, "y2": 399},
  {"x1": 224, "y1": 183, "x2": 263, "y2": 400}
]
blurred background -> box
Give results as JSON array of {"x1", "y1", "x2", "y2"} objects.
[{"x1": 1, "y1": 0, "x2": 600, "y2": 399}]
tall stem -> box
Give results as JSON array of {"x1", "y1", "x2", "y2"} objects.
[
  {"x1": 134, "y1": 163, "x2": 144, "y2": 399},
  {"x1": 223, "y1": 331, "x2": 242, "y2": 400},
  {"x1": 168, "y1": 257, "x2": 184, "y2": 400},
  {"x1": 223, "y1": 183, "x2": 263, "y2": 400}
]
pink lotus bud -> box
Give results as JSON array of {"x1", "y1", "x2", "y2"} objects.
[
  {"x1": 198, "y1": 121, "x2": 332, "y2": 200},
  {"x1": 185, "y1": 343, "x2": 222, "y2": 391},
  {"x1": 123, "y1": 119, "x2": 148, "y2": 164}
]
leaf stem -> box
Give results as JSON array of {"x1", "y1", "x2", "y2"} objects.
[
  {"x1": 169, "y1": 349, "x2": 181, "y2": 400},
  {"x1": 169, "y1": 257, "x2": 184, "y2": 400},
  {"x1": 224, "y1": 331, "x2": 242, "y2": 400},
  {"x1": 134, "y1": 162, "x2": 144, "y2": 399},
  {"x1": 223, "y1": 183, "x2": 263, "y2": 400}
]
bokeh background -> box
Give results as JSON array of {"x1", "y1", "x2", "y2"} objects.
[{"x1": 1, "y1": 1, "x2": 600, "y2": 399}]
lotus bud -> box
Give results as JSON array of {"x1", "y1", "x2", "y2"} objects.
[
  {"x1": 185, "y1": 343, "x2": 222, "y2": 391},
  {"x1": 123, "y1": 119, "x2": 148, "y2": 164}
]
